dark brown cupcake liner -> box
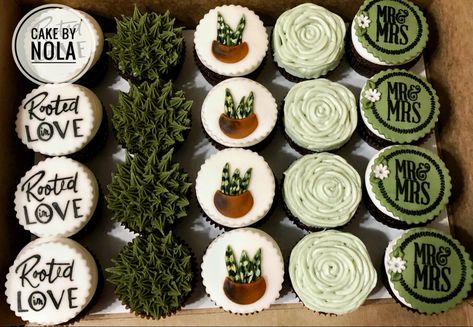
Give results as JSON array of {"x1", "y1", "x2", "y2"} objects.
[
  {"x1": 280, "y1": 175, "x2": 361, "y2": 232},
  {"x1": 77, "y1": 48, "x2": 109, "y2": 88},
  {"x1": 110, "y1": 41, "x2": 186, "y2": 84},
  {"x1": 198, "y1": 174, "x2": 278, "y2": 231},
  {"x1": 363, "y1": 187, "x2": 436, "y2": 229},
  {"x1": 269, "y1": 30, "x2": 342, "y2": 83},
  {"x1": 69, "y1": 105, "x2": 109, "y2": 162},
  {"x1": 279, "y1": 99, "x2": 355, "y2": 155},
  {"x1": 345, "y1": 23, "x2": 421, "y2": 78},
  {"x1": 193, "y1": 48, "x2": 267, "y2": 86},
  {"x1": 111, "y1": 234, "x2": 197, "y2": 320}
]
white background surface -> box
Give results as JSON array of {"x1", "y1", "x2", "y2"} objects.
[{"x1": 76, "y1": 30, "x2": 449, "y2": 315}]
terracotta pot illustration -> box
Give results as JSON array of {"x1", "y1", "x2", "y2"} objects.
[
  {"x1": 219, "y1": 112, "x2": 258, "y2": 139},
  {"x1": 214, "y1": 190, "x2": 254, "y2": 218},
  {"x1": 223, "y1": 276, "x2": 266, "y2": 305},
  {"x1": 212, "y1": 40, "x2": 249, "y2": 63}
]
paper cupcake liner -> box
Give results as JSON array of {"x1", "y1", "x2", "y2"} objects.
[
  {"x1": 345, "y1": 24, "x2": 421, "y2": 78},
  {"x1": 69, "y1": 105, "x2": 109, "y2": 161},
  {"x1": 193, "y1": 48, "x2": 267, "y2": 86},
  {"x1": 279, "y1": 100, "x2": 354, "y2": 155},
  {"x1": 280, "y1": 175, "x2": 360, "y2": 232},
  {"x1": 363, "y1": 187, "x2": 435, "y2": 229}
]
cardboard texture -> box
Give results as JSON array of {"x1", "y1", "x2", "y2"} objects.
[{"x1": 2, "y1": 0, "x2": 473, "y2": 325}]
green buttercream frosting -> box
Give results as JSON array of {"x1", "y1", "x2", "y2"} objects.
[
  {"x1": 370, "y1": 145, "x2": 451, "y2": 224},
  {"x1": 111, "y1": 79, "x2": 192, "y2": 156},
  {"x1": 107, "y1": 6, "x2": 184, "y2": 82},
  {"x1": 284, "y1": 79, "x2": 357, "y2": 151},
  {"x1": 289, "y1": 230, "x2": 377, "y2": 315},
  {"x1": 107, "y1": 232, "x2": 194, "y2": 319},
  {"x1": 106, "y1": 149, "x2": 192, "y2": 234},
  {"x1": 354, "y1": 0, "x2": 429, "y2": 64},
  {"x1": 387, "y1": 228, "x2": 473, "y2": 314},
  {"x1": 283, "y1": 153, "x2": 361, "y2": 228},
  {"x1": 361, "y1": 69, "x2": 439, "y2": 143},
  {"x1": 272, "y1": 3, "x2": 345, "y2": 79}
]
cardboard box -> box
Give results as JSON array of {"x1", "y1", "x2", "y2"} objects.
[{"x1": 2, "y1": 0, "x2": 472, "y2": 325}]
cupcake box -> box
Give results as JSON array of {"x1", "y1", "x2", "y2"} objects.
[{"x1": 2, "y1": 1, "x2": 472, "y2": 326}]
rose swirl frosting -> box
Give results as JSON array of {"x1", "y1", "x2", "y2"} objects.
[
  {"x1": 283, "y1": 153, "x2": 361, "y2": 228},
  {"x1": 289, "y1": 230, "x2": 377, "y2": 315},
  {"x1": 284, "y1": 79, "x2": 357, "y2": 151},
  {"x1": 272, "y1": 3, "x2": 346, "y2": 79}
]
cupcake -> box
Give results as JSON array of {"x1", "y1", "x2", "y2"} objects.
[
  {"x1": 347, "y1": 0, "x2": 429, "y2": 77},
  {"x1": 106, "y1": 149, "x2": 191, "y2": 234},
  {"x1": 289, "y1": 230, "x2": 377, "y2": 315},
  {"x1": 108, "y1": 6, "x2": 185, "y2": 83},
  {"x1": 5, "y1": 237, "x2": 99, "y2": 325},
  {"x1": 195, "y1": 148, "x2": 275, "y2": 229},
  {"x1": 383, "y1": 228, "x2": 473, "y2": 314},
  {"x1": 12, "y1": 4, "x2": 104, "y2": 85},
  {"x1": 14, "y1": 157, "x2": 99, "y2": 238},
  {"x1": 283, "y1": 153, "x2": 361, "y2": 231},
  {"x1": 359, "y1": 69, "x2": 440, "y2": 150},
  {"x1": 365, "y1": 145, "x2": 452, "y2": 229},
  {"x1": 107, "y1": 232, "x2": 194, "y2": 319},
  {"x1": 194, "y1": 5, "x2": 268, "y2": 85},
  {"x1": 111, "y1": 79, "x2": 192, "y2": 156},
  {"x1": 16, "y1": 83, "x2": 106, "y2": 159},
  {"x1": 201, "y1": 228, "x2": 284, "y2": 314},
  {"x1": 201, "y1": 78, "x2": 277, "y2": 149},
  {"x1": 272, "y1": 3, "x2": 345, "y2": 82},
  {"x1": 283, "y1": 79, "x2": 357, "y2": 153}
]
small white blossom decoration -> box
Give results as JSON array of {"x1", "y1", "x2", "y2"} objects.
[
  {"x1": 357, "y1": 14, "x2": 371, "y2": 29},
  {"x1": 374, "y1": 164, "x2": 390, "y2": 180},
  {"x1": 364, "y1": 88, "x2": 381, "y2": 103},
  {"x1": 388, "y1": 256, "x2": 406, "y2": 273}
]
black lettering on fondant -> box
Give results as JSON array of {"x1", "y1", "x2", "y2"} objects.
[
  {"x1": 395, "y1": 159, "x2": 430, "y2": 205},
  {"x1": 387, "y1": 82, "x2": 421, "y2": 123},
  {"x1": 376, "y1": 5, "x2": 409, "y2": 45},
  {"x1": 15, "y1": 255, "x2": 75, "y2": 288},
  {"x1": 47, "y1": 289, "x2": 65, "y2": 309},
  {"x1": 22, "y1": 171, "x2": 78, "y2": 203},
  {"x1": 29, "y1": 291, "x2": 46, "y2": 311},
  {"x1": 23, "y1": 92, "x2": 79, "y2": 121},
  {"x1": 68, "y1": 288, "x2": 78, "y2": 309},
  {"x1": 413, "y1": 242, "x2": 452, "y2": 292}
]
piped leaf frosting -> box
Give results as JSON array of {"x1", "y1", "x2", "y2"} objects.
[
  {"x1": 111, "y1": 79, "x2": 192, "y2": 156},
  {"x1": 106, "y1": 232, "x2": 194, "y2": 319},
  {"x1": 106, "y1": 149, "x2": 191, "y2": 233},
  {"x1": 107, "y1": 6, "x2": 184, "y2": 81}
]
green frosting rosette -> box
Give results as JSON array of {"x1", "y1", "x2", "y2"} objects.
[
  {"x1": 368, "y1": 145, "x2": 451, "y2": 225},
  {"x1": 385, "y1": 228, "x2": 473, "y2": 314},
  {"x1": 284, "y1": 79, "x2": 357, "y2": 151},
  {"x1": 360, "y1": 69, "x2": 440, "y2": 143},
  {"x1": 107, "y1": 232, "x2": 194, "y2": 319},
  {"x1": 290, "y1": 230, "x2": 377, "y2": 315},
  {"x1": 283, "y1": 153, "x2": 361, "y2": 229},
  {"x1": 354, "y1": 0, "x2": 429, "y2": 64},
  {"x1": 272, "y1": 3, "x2": 345, "y2": 79}
]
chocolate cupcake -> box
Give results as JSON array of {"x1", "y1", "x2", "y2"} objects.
[
  {"x1": 201, "y1": 228, "x2": 284, "y2": 314},
  {"x1": 365, "y1": 145, "x2": 451, "y2": 229},
  {"x1": 108, "y1": 6, "x2": 185, "y2": 83},
  {"x1": 383, "y1": 228, "x2": 473, "y2": 314},
  {"x1": 272, "y1": 3, "x2": 346, "y2": 82},
  {"x1": 289, "y1": 230, "x2": 377, "y2": 315},
  {"x1": 16, "y1": 83, "x2": 106, "y2": 159},
  {"x1": 106, "y1": 149, "x2": 191, "y2": 234},
  {"x1": 194, "y1": 5, "x2": 268, "y2": 85},
  {"x1": 201, "y1": 78, "x2": 277, "y2": 149},
  {"x1": 283, "y1": 153, "x2": 361, "y2": 231},
  {"x1": 111, "y1": 79, "x2": 192, "y2": 156},
  {"x1": 359, "y1": 69, "x2": 440, "y2": 150},
  {"x1": 107, "y1": 232, "x2": 194, "y2": 319},
  {"x1": 347, "y1": 0, "x2": 429, "y2": 77},
  {"x1": 5, "y1": 237, "x2": 99, "y2": 325},
  {"x1": 195, "y1": 148, "x2": 275, "y2": 229},
  {"x1": 283, "y1": 79, "x2": 357, "y2": 153}
]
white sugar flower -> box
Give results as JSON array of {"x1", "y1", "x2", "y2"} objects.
[
  {"x1": 357, "y1": 14, "x2": 371, "y2": 29},
  {"x1": 364, "y1": 88, "x2": 381, "y2": 102},
  {"x1": 374, "y1": 164, "x2": 390, "y2": 180},
  {"x1": 388, "y1": 256, "x2": 406, "y2": 273}
]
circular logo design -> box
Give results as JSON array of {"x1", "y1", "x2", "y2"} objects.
[{"x1": 12, "y1": 5, "x2": 96, "y2": 84}]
